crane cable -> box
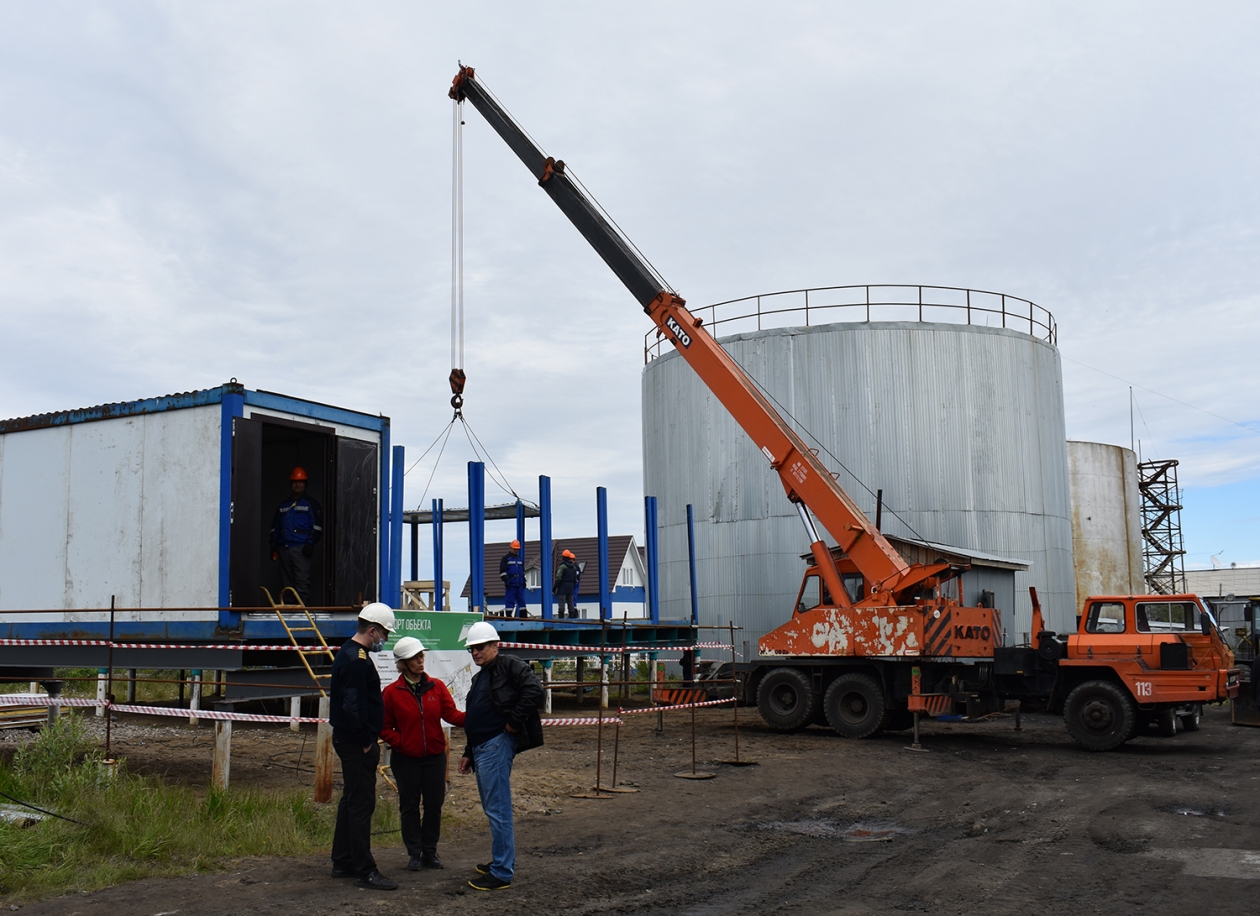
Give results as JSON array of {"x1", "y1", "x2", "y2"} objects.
[{"x1": 449, "y1": 94, "x2": 466, "y2": 415}]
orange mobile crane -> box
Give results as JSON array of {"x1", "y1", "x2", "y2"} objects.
[{"x1": 451, "y1": 66, "x2": 1237, "y2": 750}]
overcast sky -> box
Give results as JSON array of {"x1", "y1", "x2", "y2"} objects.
[{"x1": 1, "y1": 2, "x2": 1257, "y2": 593}]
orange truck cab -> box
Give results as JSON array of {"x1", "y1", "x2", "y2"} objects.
[{"x1": 1019, "y1": 594, "x2": 1238, "y2": 750}]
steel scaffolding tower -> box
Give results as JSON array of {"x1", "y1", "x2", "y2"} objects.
[{"x1": 1138, "y1": 459, "x2": 1187, "y2": 594}]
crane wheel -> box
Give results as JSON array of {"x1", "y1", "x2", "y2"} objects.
[
  {"x1": 1064, "y1": 680, "x2": 1137, "y2": 751},
  {"x1": 1178, "y1": 704, "x2": 1202, "y2": 732},
  {"x1": 756, "y1": 667, "x2": 817, "y2": 731},
  {"x1": 823, "y1": 673, "x2": 886, "y2": 739}
]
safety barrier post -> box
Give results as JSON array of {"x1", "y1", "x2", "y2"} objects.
[
  {"x1": 212, "y1": 720, "x2": 232, "y2": 790},
  {"x1": 95, "y1": 668, "x2": 107, "y2": 718},
  {"x1": 290, "y1": 696, "x2": 302, "y2": 732},
  {"x1": 314, "y1": 695, "x2": 334, "y2": 803},
  {"x1": 189, "y1": 670, "x2": 203, "y2": 725},
  {"x1": 543, "y1": 660, "x2": 553, "y2": 714},
  {"x1": 600, "y1": 656, "x2": 609, "y2": 710},
  {"x1": 126, "y1": 669, "x2": 137, "y2": 703}
]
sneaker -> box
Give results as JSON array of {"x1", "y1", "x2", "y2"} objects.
[
  {"x1": 421, "y1": 853, "x2": 444, "y2": 869},
  {"x1": 407, "y1": 856, "x2": 425, "y2": 871},
  {"x1": 475, "y1": 863, "x2": 491, "y2": 875},
  {"x1": 330, "y1": 866, "x2": 356, "y2": 879},
  {"x1": 356, "y1": 870, "x2": 398, "y2": 891},
  {"x1": 468, "y1": 873, "x2": 511, "y2": 891}
]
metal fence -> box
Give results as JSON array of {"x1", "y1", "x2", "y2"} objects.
[{"x1": 645, "y1": 284, "x2": 1056, "y2": 362}]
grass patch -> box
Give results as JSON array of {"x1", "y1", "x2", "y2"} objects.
[{"x1": 0, "y1": 716, "x2": 400, "y2": 902}]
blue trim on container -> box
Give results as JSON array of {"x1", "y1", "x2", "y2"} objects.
[
  {"x1": 243, "y1": 389, "x2": 386, "y2": 432},
  {"x1": 389, "y1": 445, "x2": 405, "y2": 608},
  {"x1": 378, "y1": 422, "x2": 390, "y2": 601},
  {"x1": 219, "y1": 392, "x2": 245, "y2": 626}
]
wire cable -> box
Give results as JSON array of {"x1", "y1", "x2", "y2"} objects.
[
  {"x1": 0, "y1": 790, "x2": 86, "y2": 826},
  {"x1": 459, "y1": 415, "x2": 522, "y2": 502},
  {"x1": 405, "y1": 418, "x2": 458, "y2": 477},
  {"x1": 413, "y1": 421, "x2": 457, "y2": 512}
]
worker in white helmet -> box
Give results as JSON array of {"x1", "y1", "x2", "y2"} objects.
[
  {"x1": 329, "y1": 603, "x2": 398, "y2": 891},
  {"x1": 380, "y1": 636, "x2": 466, "y2": 871},
  {"x1": 456, "y1": 621, "x2": 544, "y2": 890}
]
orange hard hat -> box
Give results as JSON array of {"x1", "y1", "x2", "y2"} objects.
[
  {"x1": 510, "y1": 539, "x2": 521, "y2": 549},
  {"x1": 290, "y1": 467, "x2": 308, "y2": 481},
  {"x1": 562, "y1": 549, "x2": 575, "y2": 559}
]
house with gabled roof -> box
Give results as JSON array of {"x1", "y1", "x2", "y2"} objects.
[{"x1": 461, "y1": 536, "x2": 647, "y2": 619}]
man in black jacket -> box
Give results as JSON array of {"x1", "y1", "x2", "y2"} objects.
[
  {"x1": 329, "y1": 603, "x2": 398, "y2": 891},
  {"x1": 457, "y1": 621, "x2": 544, "y2": 890}
]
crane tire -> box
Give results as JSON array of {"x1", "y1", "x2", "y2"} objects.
[
  {"x1": 1155, "y1": 708, "x2": 1179, "y2": 737},
  {"x1": 823, "y1": 673, "x2": 886, "y2": 739},
  {"x1": 1064, "y1": 680, "x2": 1137, "y2": 751},
  {"x1": 756, "y1": 667, "x2": 817, "y2": 732}
]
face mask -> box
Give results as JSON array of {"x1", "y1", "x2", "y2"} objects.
[{"x1": 371, "y1": 632, "x2": 385, "y2": 652}]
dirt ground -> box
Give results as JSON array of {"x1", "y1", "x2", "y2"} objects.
[{"x1": 10, "y1": 700, "x2": 1260, "y2": 916}]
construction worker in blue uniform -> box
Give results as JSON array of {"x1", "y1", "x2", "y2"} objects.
[
  {"x1": 500, "y1": 540, "x2": 528, "y2": 618},
  {"x1": 270, "y1": 466, "x2": 323, "y2": 605}
]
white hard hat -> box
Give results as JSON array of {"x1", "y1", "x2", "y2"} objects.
[
  {"x1": 358, "y1": 603, "x2": 396, "y2": 633},
  {"x1": 463, "y1": 620, "x2": 500, "y2": 647},
  {"x1": 392, "y1": 636, "x2": 426, "y2": 661}
]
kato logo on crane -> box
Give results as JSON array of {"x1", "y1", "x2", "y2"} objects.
[{"x1": 665, "y1": 315, "x2": 692, "y2": 348}]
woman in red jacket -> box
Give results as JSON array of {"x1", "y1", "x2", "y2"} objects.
[{"x1": 381, "y1": 636, "x2": 466, "y2": 870}]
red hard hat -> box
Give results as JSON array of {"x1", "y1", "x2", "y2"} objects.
[
  {"x1": 511, "y1": 539, "x2": 521, "y2": 549},
  {"x1": 290, "y1": 467, "x2": 308, "y2": 481},
  {"x1": 562, "y1": 549, "x2": 575, "y2": 559}
]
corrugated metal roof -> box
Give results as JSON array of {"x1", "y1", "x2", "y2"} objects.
[{"x1": 0, "y1": 383, "x2": 244, "y2": 433}]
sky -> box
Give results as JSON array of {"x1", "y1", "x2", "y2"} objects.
[{"x1": 0, "y1": 2, "x2": 1257, "y2": 598}]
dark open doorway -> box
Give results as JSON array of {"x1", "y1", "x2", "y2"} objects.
[{"x1": 230, "y1": 415, "x2": 378, "y2": 609}]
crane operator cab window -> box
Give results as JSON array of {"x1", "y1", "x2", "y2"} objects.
[
  {"x1": 796, "y1": 574, "x2": 834, "y2": 614},
  {"x1": 1085, "y1": 601, "x2": 1126, "y2": 634},
  {"x1": 1136, "y1": 601, "x2": 1198, "y2": 633}
]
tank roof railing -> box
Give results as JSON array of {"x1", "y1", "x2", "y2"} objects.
[{"x1": 645, "y1": 284, "x2": 1056, "y2": 362}]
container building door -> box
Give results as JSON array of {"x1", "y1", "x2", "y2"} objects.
[{"x1": 335, "y1": 437, "x2": 378, "y2": 605}]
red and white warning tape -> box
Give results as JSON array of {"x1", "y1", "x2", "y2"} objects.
[
  {"x1": 619, "y1": 697, "x2": 737, "y2": 714},
  {"x1": 499, "y1": 640, "x2": 733, "y2": 653},
  {"x1": 0, "y1": 638, "x2": 329, "y2": 652},
  {"x1": 0, "y1": 695, "x2": 620, "y2": 727}
]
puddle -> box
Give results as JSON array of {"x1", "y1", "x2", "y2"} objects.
[
  {"x1": 1158, "y1": 803, "x2": 1230, "y2": 818},
  {"x1": 758, "y1": 819, "x2": 916, "y2": 842}
]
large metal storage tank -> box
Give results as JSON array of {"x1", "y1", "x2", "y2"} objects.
[
  {"x1": 1067, "y1": 440, "x2": 1144, "y2": 610},
  {"x1": 641, "y1": 286, "x2": 1077, "y2": 652}
]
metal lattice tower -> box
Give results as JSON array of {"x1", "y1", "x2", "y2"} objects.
[{"x1": 1138, "y1": 459, "x2": 1187, "y2": 595}]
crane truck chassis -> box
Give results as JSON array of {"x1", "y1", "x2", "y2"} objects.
[{"x1": 448, "y1": 66, "x2": 1236, "y2": 754}]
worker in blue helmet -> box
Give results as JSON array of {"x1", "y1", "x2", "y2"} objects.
[
  {"x1": 500, "y1": 540, "x2": 528, "y2": 618},
  {"x1": 270, "y1": 466, "x2": 324, "y2": 605}
]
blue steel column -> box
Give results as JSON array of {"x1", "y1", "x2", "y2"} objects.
[
  {"x1": 433, "y1": 499, "x2": 444, "y2": 611},
  {"x1": 645, "y1": 496, "x2": 660, "y2": 623},
  {"x1": 378, "y1": 422, "x2": 391, "y2": 603},
  {"x1": 515, "y1": 499, "x2": 526, "y2": 614},
  {"x1": 686, "y1": 504, "x2": 699, "y2": 626},
  {"x1": 597, "y1": 486, "x2": 610, "y2": 621},
  {"x1": 469, "y1": 461, "x2": 486, "y2": 613},
  {"x1": 390, "y1": 445, "x2": 405, "y2": 608},
  {"x1": 218, "y1": 388, "x2": 245, "y2": 626},
  {"x1": 539, "y1": 476, "x2": 553, "y2": 620},
  {"x1": 410, "y1": 520, "x2": 419, "y2": 582}
]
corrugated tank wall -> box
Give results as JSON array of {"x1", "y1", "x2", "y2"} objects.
[
  {"x1": 642, "y1": 319, "x2": 1076, "y2": 651},
  {"x1": 1067, "y1": 441, "x2": 1143, "y2": 610}
]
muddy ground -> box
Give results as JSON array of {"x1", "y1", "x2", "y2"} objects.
[{"x1": 11, "y1": 701, "x2": 1260, "y2": 915}]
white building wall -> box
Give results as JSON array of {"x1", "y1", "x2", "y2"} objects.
[{"x1": 0, "y1": 406, "x2": 220, "y2": 611}]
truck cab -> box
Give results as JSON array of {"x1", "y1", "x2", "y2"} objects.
[{"x1": 1046, "y1": 594, "x2": 1238, "y2": 749}]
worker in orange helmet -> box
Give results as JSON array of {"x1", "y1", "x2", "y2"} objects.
[
  {"x1": 270, "y1": 466, "x2": 323, "y2": 605},
  {"x1": 499, "y1": 540, "x2": 528, "y2": 618},
  {"x1": 553, "y1": 548, "x2": 579, "y2": 619}
]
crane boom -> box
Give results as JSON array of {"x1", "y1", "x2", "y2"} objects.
[{"x1": 450, "y1": 66, "x2": 945, "y2": 604}]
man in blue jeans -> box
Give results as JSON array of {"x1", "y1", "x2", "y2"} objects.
[{"x1": 457, "y1": 621, "x2": 544, "y2": 891}]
